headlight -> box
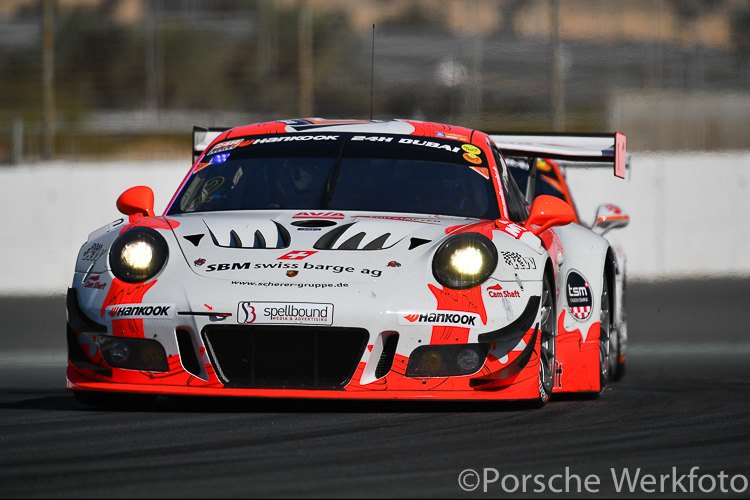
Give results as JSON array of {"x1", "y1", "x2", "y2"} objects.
[
  {"x1": 98, "y1": 335, "x2": 169, "y2": 372},
  {"x1": 432, "y1": 232, "x2": 497, "y2": 290},
  {"x1": 109, "y1": 227, "x2": 169, "y2": 283},
  {"x1": 406, "y1": 344, "x2": 489, "y2": 377}
]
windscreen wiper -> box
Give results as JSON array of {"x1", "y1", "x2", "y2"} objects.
[{"x1": 321, "y1": 137, "x2": 348, "y2": 208}]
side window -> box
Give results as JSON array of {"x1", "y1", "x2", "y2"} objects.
[{"x1": 493, "y1": 147, "x2": 529, "y2": 223}]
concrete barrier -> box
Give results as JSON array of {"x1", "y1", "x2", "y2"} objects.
[
  {"x1": 1, "y1": 152, "x2": 748, "y2": 296},
  {"x1": 565, "y1": 151, "x2": 750, "y2": 281},
  {"x1": 0, "y1": 160, "x2": 187, "y2": 296}
]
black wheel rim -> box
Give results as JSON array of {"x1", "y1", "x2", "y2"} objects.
[
  {"x1": 539, "y1": 276, "x2": 555, "y2": 395},
  {"x1": 600, "y1": 274, "x2": 611, "y2": 383}
]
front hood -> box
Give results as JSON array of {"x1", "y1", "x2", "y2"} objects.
[{"x1": 169, "y1": 210, "x2": 480, "y2": 282}]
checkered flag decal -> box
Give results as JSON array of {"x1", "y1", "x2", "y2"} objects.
[
  {"x1": 571, "y1": 306, "x2": 591, "y2": 320},
  {"x1": 501, "y1": 251, "x2": 524, "y2": 269}
]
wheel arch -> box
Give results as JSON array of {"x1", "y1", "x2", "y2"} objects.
[
  {"x1": 604, "y1": 246, "x2": 617, "y2": 328},
  {"x1": 546, "y1": 224, "x2": 613, "y2": 394},
  {"x1": 543, "y1": 257, "x2": 557, "y2": 312}
]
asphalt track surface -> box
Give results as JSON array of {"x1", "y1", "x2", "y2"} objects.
[{"x1": 1, "y1": 278, "x2": 749, "y2": 498}]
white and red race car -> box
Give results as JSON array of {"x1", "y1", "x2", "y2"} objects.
[{"x1": 66, "y1": 119, "x2": 627, "y2": 408}]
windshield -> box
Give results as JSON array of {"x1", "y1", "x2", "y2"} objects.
[{"x1": 168, "y1": 133, "x2": 501, "y2": 220}]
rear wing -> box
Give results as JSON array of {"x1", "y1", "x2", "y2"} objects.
[
  {"x1": 489, "y1": 132, "x2": 628, "y2": 177},
  {"x1": 193, "y1": 126, "x2": 231, "y2": 164},
  {"x1": 488, "y1": 131, "x2": 627, "y2": 204}
]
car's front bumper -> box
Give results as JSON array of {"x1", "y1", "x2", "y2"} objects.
[{"x1": 67, "y1": 283, "x2": 543, "y2": 401}]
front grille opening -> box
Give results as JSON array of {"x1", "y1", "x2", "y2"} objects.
[
  {"x1": 375, "y1": 333, "x2": 399, "y2": 379},
  {"x1": 203, "y1": 326, "x2": 369, "y2": 390},
  {"x1": 176, "y1": 330, "x2": 203, "y2": 377}
]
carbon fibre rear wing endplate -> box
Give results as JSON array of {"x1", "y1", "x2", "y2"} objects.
[{"x1": 193, "y1": 126, "x2": 231, "y2": 164}]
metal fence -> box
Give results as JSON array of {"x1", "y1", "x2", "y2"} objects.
[{"x1": 1, "y1": 0, "x2": 749, "y2": 163}]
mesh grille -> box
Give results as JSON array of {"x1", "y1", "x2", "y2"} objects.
[
  {"x1": 203, "y1": 326, "x2": 369, "y2": 389},
  {"x1": 375, "y1": 334, "x2": 399, "y2": 379},
  {"x1": 176, "y1": 330, "x2": 203, "y2": 377}
]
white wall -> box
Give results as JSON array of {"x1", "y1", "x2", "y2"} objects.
[
  {"x1": 1, "y1": 152, "x2": 748, "y2": 296},
  {"x1": 565, "y1": 151, "x2": 750, "y2": 281},
  {"x1": 0, "y1": 160, "x2": 187, "y2": 297}
]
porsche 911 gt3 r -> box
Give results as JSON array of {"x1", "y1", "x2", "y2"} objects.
[{"x1": 67, "y1": 119, "x2": 627, "y2": 408}]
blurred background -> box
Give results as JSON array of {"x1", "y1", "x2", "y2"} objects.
[{"x1": 1, "y1": 0, "x2": 749, "y2": 294}]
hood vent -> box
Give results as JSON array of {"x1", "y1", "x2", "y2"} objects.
[
  {"x1": 253, "y1": 230, "x2": 267, "y2": 248},
  {"x1": 314, "y1": 223, "x2": 355, "y2": 250},
  {"x1": 364, "y1": 233, "x2": 392, "y2": 250},
  {"x1": 337, "y1": 232, "x2": 366, "y2": 250},
  {"x1": 314, "y1": 222, "x2": 397, "y2": 251},
  {"x1": 409, "y1": 238, "x2": 431, "y2": 250},
  {"x1": 229, "y1": 230, "x2": 243, "y2": 248},
  {"x1": 205, "y1": 220, "x2": 290, "y2": 249},
  {"x1": 183, "y1": 234, "x2": 205, "y2": 247}
]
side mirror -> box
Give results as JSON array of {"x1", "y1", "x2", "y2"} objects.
[
  {"x1": 591, "y1": 203, "x2": 629, "y2": 236},
  {"x1": 117, "y1": 186, "x2": 155, "y2": 223},
  {"x1": 523, "y1": 195, "x2": 576, "y2": 236}
]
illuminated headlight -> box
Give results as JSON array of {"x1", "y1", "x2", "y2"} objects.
[
  {"x1": 451, "y1": 246, "x2": 484, "y2": 274},
  {"x1": 432, "y1": 233, "x2": 497, "y2": 290},
  {"x1": 109, "y1": 227, "x2": 169, "y2": 283},
  {"x1": 122, "y1": 241, "x2": 153, "y2": 269}
]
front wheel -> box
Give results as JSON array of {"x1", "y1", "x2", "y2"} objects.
[
  {"x1": 611, "y1": 328, "x2": 627, "y2": 381},
  {"x1": 598, "y1": 272, "x2": 612, "y2": 391},
  {"x1": 610, "y1": 273, "x2": 627, "y2": 382},
  {"x1": 535, "y1": 273, "x2": 556, "y2": 407}
]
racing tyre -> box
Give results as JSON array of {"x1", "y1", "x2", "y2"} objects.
[
  {"x1": 73, "y1": 391, "x2": 157, "y2": 410},
  {"x1": 611, "y1": 275, "x2": 627, "y2": 382},
  {"x1": 535, "y1": 273, "x2": 556, "y2": 407},
  {"x1": 598, "y1": 272, "x2": 612, "y2": 392},
  {"x1": 611, "y1": 337, "x2": 627, "y2": 381}
]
